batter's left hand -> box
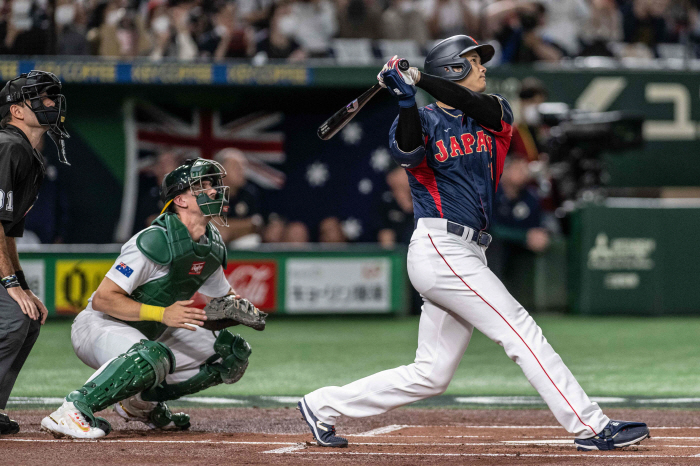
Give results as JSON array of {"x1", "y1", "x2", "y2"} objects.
[
  {"x1": 378, "y1": 56, "x2": 420, "y2": 107},
  {"x1": 27, "y1": 290, "x2": 48, "y2": 325}
]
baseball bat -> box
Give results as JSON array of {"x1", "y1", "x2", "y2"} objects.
[{"x1": 317, "y1": 59, "x2": 410, "y2": 141}]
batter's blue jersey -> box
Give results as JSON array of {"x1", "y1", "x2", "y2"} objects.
[{"x1": 388, "y1": 96, "x2": 514, "y2": 231}]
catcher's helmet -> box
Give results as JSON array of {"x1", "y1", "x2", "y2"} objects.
[
  {"x1": 424, "y1": 35, "x2": 495, "y2": 82},
  {"x1": 0, "y1": 70, "x2": 70, "y2": 164},
  {"x1": 161, "y1": 158, "x2": 230, "y2": 226}
]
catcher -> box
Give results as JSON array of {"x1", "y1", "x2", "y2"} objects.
[{"x1": 41, "y1": 158, "x2": 266, "y2": 439}]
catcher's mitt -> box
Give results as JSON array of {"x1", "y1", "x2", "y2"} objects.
[{"x1": 202, "y1": 296, "x2": 267, "y2": 331}]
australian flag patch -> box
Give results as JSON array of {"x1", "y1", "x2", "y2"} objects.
[{"x1": 116, "y1": 262, "x2": 134, "y2": 278}]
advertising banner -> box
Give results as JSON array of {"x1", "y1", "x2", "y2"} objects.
[
  {"x1": 54, "y1": 260, "x2": 114, "y2": 315},
  {"x1": 285, "y1": 258, "x2": 391, "y2": 313},
  {"x1": 193, "y1": 260, "x2": 278, "y2": 311},
  {"x1": 570, "y1": 200, "x2": 700, "y2": 315}
]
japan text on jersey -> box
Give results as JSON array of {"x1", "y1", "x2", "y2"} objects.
[{"x1": 389, "y1": 95, "x2": 514, "y2": 231}]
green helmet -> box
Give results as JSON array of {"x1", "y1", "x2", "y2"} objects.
[{"x1": 160, "y1": 158, "x2": 230, "y2": 226}]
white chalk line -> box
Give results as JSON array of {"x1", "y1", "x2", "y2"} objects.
[
  {"x1": 263, "y1": 445, "x2": 306, "y2": 454},
  {"x1": 359, "y1": 424, "x2": 700, "y2": 430},
  {"x1": 5, "y1": 437, "x2": 693, "y2": 448},
  {"x1": 349, "y1": 425, "x2": 410, "y2": 437},
  {"x1": 287, "y1": 451, "x2": 700, "y2": 458},
  {"x1": 0, "y1": 439, "x2": 296, "y2": 445}
]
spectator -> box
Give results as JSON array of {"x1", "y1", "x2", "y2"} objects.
[
  {"x1": 510, "y1": 77, "x2": 548, "y2": 160},
  {"x1": 487, "y1": 1, "x2": 564, "y2": 63},
  {"x1": 214, "y1": 148, "x2": 264, "y2": 247},
  {"x1": 262, "y1": 213, "x2": 287, "y2": 243},
  {"x1": 488, "y1": 156, "x2": 550, "y2": 282},
  {"x1": 238, "y1": 0, "x2": 276, "y2": 30},
  {"x1": 422, "y1": 0, "x2": 472, "y2": 39},
  {"x1": 319, "y1": 216, "x2": 347, "y2": 243},
  {"x1": 132, "y1": 151, "x2": 182, "y2": 235},
  {"x1": 622, "y1": 0, "x2": 670, "y2": 55},
  {"x1": 0, "y1": 0, "x2": 50, "y2": 55},
  {"x1": 377, "y1": 167, "x2": 413, "y2": 248},
  {"x1": 149, "y1": 3, "x2": 199, "y2": 61},
  {"x1": 336, "y1": 0, "x2": 382, "y2": 39},
  {"x1": 578, "y1": 0, "x2": 623, "y2": 56},
  {"x1": 56, "y1": 0, "x2": 90, "y2": 55},
  {"x1": 381, "y1": 0, "x2": 429, "y2": 43},
  {"x1": 87, "y1": 0, "x2": 151, "y2": 57},
  {"x1": 538, "y1": 0, "x2": 590, "y2": 56},
  {"x1": 283, "y1": 221, "x2": 310, "y2": 244},
  {"x1": 198, "y1": 2, "x2": 254, "y2": 59},
  {"x1": 281, "y1": 0, "x2": 338, "y2": 57},
  {"x1": 254, "y1": 2, "x2": 306, "y2": 62}
]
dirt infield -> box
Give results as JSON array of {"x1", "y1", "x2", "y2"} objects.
[{"x1": 2, "y1": 408, "x2": 699, "y2": 465}]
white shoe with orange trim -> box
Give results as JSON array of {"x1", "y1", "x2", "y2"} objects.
[{"x1": 40, "y1": 401, "x2": 106, "y2": 439}]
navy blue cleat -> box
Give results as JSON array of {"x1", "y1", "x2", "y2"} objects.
[
  {"x1": 298, "y1": 398, "x2": 348, "y2": 448},
  {"x1": 574, "y1": 420, "x2": 650, "y2": 451}
]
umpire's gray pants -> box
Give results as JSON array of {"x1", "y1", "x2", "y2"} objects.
[{"x1": 0, "y1": 287, "x2": 41, "y2": 409}]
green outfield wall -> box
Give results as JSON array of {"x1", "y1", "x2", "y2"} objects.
[
  {"x1": 18, "y1": 245, "x2": 408, "y2": 317},
  {"x1": 569, "y1": 199, "x2": 700, "y2": 315}
]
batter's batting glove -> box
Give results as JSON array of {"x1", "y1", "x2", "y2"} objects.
[{"x1": 378, "y1": 56, "x2": 418, "y2": 108}]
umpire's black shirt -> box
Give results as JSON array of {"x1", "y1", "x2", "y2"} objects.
[{"x1": 0, "y1": 124, "x2": 45, "y2": 238}]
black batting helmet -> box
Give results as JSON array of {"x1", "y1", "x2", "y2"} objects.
[{"x1": 424, "y1": 35, "x2": 495, "y2": 81}]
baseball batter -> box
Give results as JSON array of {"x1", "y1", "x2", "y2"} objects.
[
  {"x1": 41, "y1": 158, "x2": 257, "y2": 439},
  {"x1": 299, "y1": 35, "x2": 649, "y2": 451}
]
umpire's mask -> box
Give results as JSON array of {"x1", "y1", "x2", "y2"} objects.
[{"x1": 0, "y1": 70, "x2": 70, "y2": 165}]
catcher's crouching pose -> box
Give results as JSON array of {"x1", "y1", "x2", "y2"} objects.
[{"x1": 41, "y1": 158, "x2": 266, "y2": 439}]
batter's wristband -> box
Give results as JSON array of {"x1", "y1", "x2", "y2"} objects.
[
  {"x1": 1, "y1": 274, "x2": 20, "y2": 289},
  {"x1": 139, "y1": 304, "x2": 165, "y2": 322},
  {"x1": 15, "y1": 270, "x2": 29, "y2": 290}
]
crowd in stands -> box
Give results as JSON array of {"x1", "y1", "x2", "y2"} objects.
[{"x1": 1, "y1": 0, "x2": 699, "y2": 62}]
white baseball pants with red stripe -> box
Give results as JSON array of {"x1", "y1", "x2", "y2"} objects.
[{"x1": 304, "y1": 218, "x2": 609, "y2": 438}]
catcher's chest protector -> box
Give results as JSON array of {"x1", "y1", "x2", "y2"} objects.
[{"x1": 127, "y1": 213, "x2": 227, "y2": 340}]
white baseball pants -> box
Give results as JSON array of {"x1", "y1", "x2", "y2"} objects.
[
  {"x1": 305, "y1": 218, "x2": 609, "y2": 438},
  {"x1": 71, "y1": 307, "x2": 217, "y2": 384}
]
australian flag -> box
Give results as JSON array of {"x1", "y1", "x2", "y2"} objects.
[
  {"x1": 121, "y1": 94, "x2": 402, "y2": 242},
  {"x1": 116, "y1": 262, "x2": 134, "y2": 278}
]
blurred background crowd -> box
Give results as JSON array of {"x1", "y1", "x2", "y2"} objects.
[
  {"x1": 7, "y1": 0, "x2": 678, "y2": 309},
  {"x1": 2, "y1": 0, "x2": 700, "y2": 63}
]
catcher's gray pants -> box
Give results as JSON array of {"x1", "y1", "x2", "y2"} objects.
[
  {"x1": 0, "y1": 287, "x2": 41, "y2": 409},
  {"x1": 71, "y1": 307, "x2": 217, "y2": 384}
]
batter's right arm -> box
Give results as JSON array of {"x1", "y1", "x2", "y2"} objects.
[{"x1": 92, "y1": 277, "x2": 207, "y2": 331}]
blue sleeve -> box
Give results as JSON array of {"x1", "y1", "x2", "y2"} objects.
[
  {"x1": 493, "y1": 94, "x2": 514, "y2": 126},
  {"x1": 388, "y1": 110, "x2": 426, "y2": 169}
]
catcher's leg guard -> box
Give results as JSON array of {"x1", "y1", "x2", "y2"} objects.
[
  {"x1": 142, "y1": 330, "x2": 251, "y2": 402},
  {"x1": 115, "y1": 394, "x2": 191, "y2": 430},
  {"x1": 66, "y1": 340, "x2": 175, "y2": 429}
]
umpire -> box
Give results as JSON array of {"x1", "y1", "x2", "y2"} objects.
[{"x1": 0, "y1": 71, "x2": 70, "y2": 435}]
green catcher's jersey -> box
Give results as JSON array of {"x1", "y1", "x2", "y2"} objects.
[{"x1": 119, "y1": 213, "x2": 227, "y2": 340}]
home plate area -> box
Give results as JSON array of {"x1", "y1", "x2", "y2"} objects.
[{"x1": 3, "y1": 408, "x2": 700, "y2": 465}]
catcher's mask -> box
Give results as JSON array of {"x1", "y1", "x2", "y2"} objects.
[
  {"x1": 0, "y1": 70, "x2": 70, "y2": 164},
  {"x1": 161, "y1": 158, "x2": 230, "y2": 227}
]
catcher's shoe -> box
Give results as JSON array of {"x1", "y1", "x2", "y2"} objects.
[
  {"x1": 115, "y1": 395, "x2": 190, "y2": 430},
  {"x1": 298, "y1": 397, "x2": 348, "y2": 448},
  {"x1": 40, "y1": 401, "x2": 107, "y2": 439},
  {"x1": 575, "y1": 420, "x2": 650, "y2": 451},
  {"x1": 0, "y1": 412, "x2": 20, "y2": 435}
]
